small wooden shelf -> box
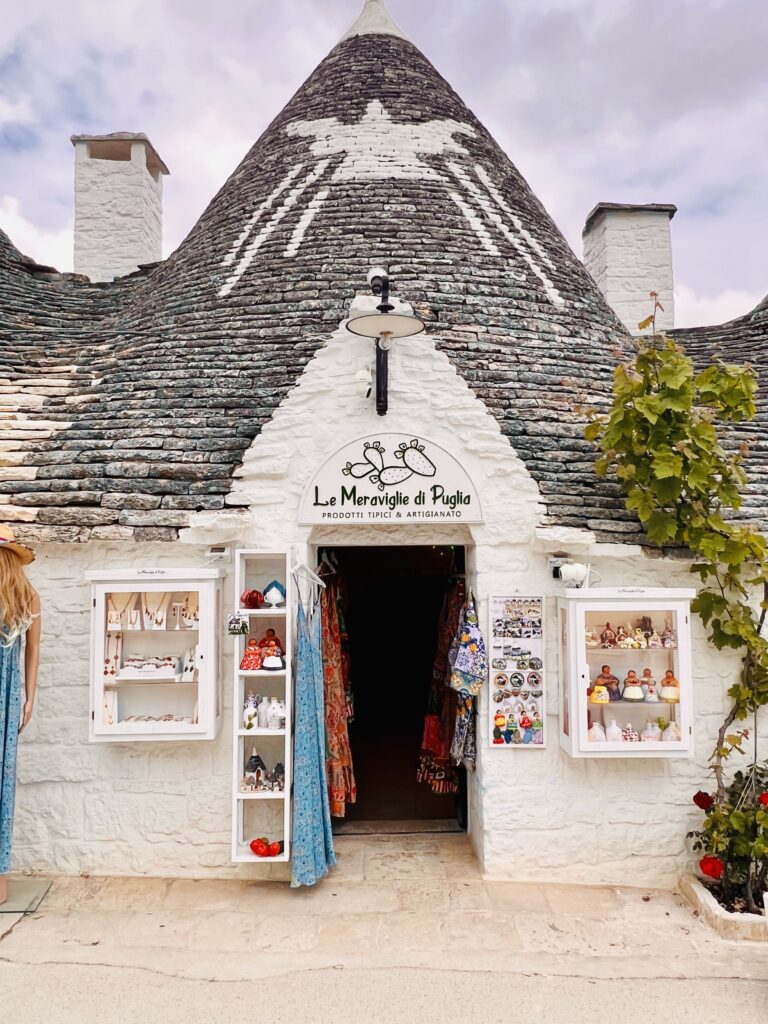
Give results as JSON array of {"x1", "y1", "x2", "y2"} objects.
[
  {"x1": 237, "y1": 791, "x2": 286, "y2": 800},
  {"x1": 107, "y1": 628, "x2": 200, "y2": 635},
  {"x1": 233, "y1": 846, "x2": 290, "y2": 864},
  {"x1": 237, "y1": 728, "x2": 286, "y2": 737},
  {"x1": 105, "y1": 678, "x2": 198, "y2": 687},
  {"x1": 237, "y1": 608, "x2": 287, "y2": 617},
  {"x1": 238, "y1": 670, "x2": 286, "y2": 678}
]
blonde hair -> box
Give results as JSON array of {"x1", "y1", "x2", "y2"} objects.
[{"x1": 0, "y1": 547, "x2": 36, "y2": 641}]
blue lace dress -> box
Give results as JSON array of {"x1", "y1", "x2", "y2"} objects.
[
  {"x1": 0, "y1": 633, "x2": 21, "y2": 875},
  {"x1": 290, "y1": 597, "x2": 336, "y2": 887}
]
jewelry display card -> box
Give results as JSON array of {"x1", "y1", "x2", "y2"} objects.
[{"x1": 489, "y1": 595, "x2": 545, "y2": 748}]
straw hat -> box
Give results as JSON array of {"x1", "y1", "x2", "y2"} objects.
[{"x1": 0, "y1": 524, "x2": 35, "y2": 565}]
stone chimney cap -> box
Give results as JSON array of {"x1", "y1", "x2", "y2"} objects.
[
  {"x1": 70, "y1": 132, "x2": 169, "y2": 176},
  {"x1": 583, "y1": 202, "x2": 676, "y2": 235}
]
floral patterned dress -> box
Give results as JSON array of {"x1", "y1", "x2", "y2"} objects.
[
  {"x1": 321, "y1": 580, "x2": 356, "y2": 817},
  {"x1": 0, "y1": 633, "x2": 21, "y2": 875},
  {"x1": 290, "y1": 598, "x2": 336, "y2": 887}
]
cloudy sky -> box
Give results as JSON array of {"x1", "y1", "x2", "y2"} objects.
[{"x1": 1, "y1": 0, "x2": 766, "y2": 327}]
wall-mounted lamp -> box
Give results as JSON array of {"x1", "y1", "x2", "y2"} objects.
[{"x1": 345, "y1": 268, "x2": 425, "y2": 415}]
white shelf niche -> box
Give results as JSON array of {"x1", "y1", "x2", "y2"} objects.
[{"x1": 231, "y1": 549, "x2": 292, "y2": 863}]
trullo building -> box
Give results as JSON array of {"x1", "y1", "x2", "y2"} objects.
[{"x1": 1, "y1": 0, "x2": 766, "y2": 885}]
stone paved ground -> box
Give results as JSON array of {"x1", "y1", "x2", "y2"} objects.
[{"x1": 1, "y1": 835, "x2": 766, "y2": 1023}]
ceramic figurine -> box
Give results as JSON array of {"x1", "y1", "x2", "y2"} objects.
[
  {"x1": 632, "y1": 628, "x2": 648, "y2": 649},
  {"x1": 622, "y1": 723, "x2": 640, "y2": 742},
  {"x1": 647, "y1": 629, "x2": 663, "y2": 649},
  {"x1": 659, "y1": 669, "x2": 680, "y2": 703},
  {"x1": 591, "y1": 665, "x2": 619, "y2": 703},
  {"x1": 605, "y1": 719, "x2": 623, "y2": 742},
  {"x1": 266, "y1": 697, "x2": 283, "y2": 730},
  {"x1": 661, "y1": 618, "x2": 677, "y2": 648},
  {"x1": 589, "y1": 684, "x2": 610, "y2": 704},
  {"x1": 588, "y1": 721, "x2": 606, "y2": 742},
  {"x1": 585, "y1": 629, "x2": 600, "y2": 648},
  {"x1": 262, "y1": 643, "x2": 285, "y2": 671},
  {"x1": 263, "y1": 580, "x2": 286, "y2": 608},
  {"x1": 531, "y1": 713, "x2": 544, "y2": 744},
  {"x1": 258, "y1": 628, "x2": 284, "y2": 654},
  {"x1": 242, "y1": 691, "x2": 260, "y2": 729},
  {"x1": 600, "y1": 622, "x2": 617, "y2": 648},
  {"x1": 519, "y1": 713, "x2": 534, "y2": 743},
  {"x1": 645, "y1": 681, "x2": 659, "y2": 702},
  {"x1": 239, "y1": 638, "x2": 263, "y2": 672},
  {"x1": 615, "y1": 625, "x2": 629, "y2": 647},
  {"x1": 662, "y1": 720, "x2": 682, "y2": 741},
  {"x1": 243, "y1": 748, "x2": 268, "y2": 790},
  {"x1": 270, "y1": 762, "x2": 286, "y2": 791},
  {"x1": 641, "y1": 720, "x2": 662, "y2": 742},
  {"x1": 622, "y1": 670, "x2": 645, "y2": 702},
  {"x1": 493, "y1": 711, "x2": 506, "y2": 744},
  {"x1": 640, "y1": 668, "x2": 656, "y2": 697}
]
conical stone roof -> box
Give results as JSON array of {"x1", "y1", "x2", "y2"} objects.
[{"x1": 1, "y1": 4, "x2": 668, "y2": 540}]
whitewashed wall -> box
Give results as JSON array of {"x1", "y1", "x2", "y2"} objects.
[
  {"x1": 583, "y1": 208, "x2": 674, "y2": 334},
  {"x1": 13, "y1": 296, "x2": 767, "y2": 885},
  {"x1": 73, "y1": 140, "x2": 163, "y2": 282}
]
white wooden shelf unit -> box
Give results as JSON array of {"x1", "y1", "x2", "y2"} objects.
[
  {"x1": 231, "y1": 549, "x2": 292, "y2": 864},
  {"x1": 558, "y1": 587, "x2": 695, "y2": 759},
  {"x1": 86, "y1": 566, "x2": 224, "y2": 742}
]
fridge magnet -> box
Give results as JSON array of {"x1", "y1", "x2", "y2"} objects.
[{"x1": 489, "y1": 595, "x2": 545, "y2": 748}]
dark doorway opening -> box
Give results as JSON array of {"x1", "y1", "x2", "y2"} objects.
[{"x1": 320, "y1": 545, "x2": 467, "y2": 834}]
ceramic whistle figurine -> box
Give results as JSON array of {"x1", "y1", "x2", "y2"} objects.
[
  {"x1": 662, "y1": 719, "x2": 682, "y2": 741},
  {"x1": 632, "y1": 628, "x2": 647, "y2": 649},
  {"x1": 493, "y1": 711, "x2": 506, "y2": 744},
  {"x1": 239, "y1": 638, "x2": 263, "y2": 671},
  {"x1": 660, "y1": 669, "x2": 680, "y2": 703},
  {"x1": 647, "y1": 629, "x2": 663, "y2": 649},
  {"x1": 258, "y1": 628, "x2": 284, "y2": 654},
  {"x1": 605, "y1": 719, "x2": 623, "y2": 742},
  {"x1": 263, "y1": 580, "x2": 286, "y2": 608},
  {"x1": 641, "y1": 720, "x2": 662, "y2": 742},
  {"x1": 622, "y1": 670, "x2": 645, "y2": 702},
  {"x1": 585, "y1": 629, "x2": 600, "y2": 648},
  {"x1": 588, "y1": 721, "x2": 606, "y2": 742},
  {"x1": 614, "y1": 625, "x2": 629, "y2": 647},
  {"x1": 243, "y1": 748, "x2": 268, "y2": 790},
  {"x1": 590, "y1": 665, "x2": 619, "y2": 703},
  {"x1": 661, "y1": 618, "x2": 677, "y2": 648},
  {"x1": 640, "y1": 668, "x2": 656, "y2": 697},
  {"x1": 622, "y1": 723, "x2": 640, "y2": 742},
  {"x1": 242, "y1": 691, "x2": 260, "y2": 729},
  {"x1": 600, "y1": 623, "x2": 617, "y2": 648}
]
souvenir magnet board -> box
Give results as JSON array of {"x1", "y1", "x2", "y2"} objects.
[{"x1": 489, "y1": 595, "x2": 545, "y2": 748}]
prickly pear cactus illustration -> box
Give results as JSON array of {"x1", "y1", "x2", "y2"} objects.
[
  {"x1": 341, "y1": 438, "x2": 436, "y2": 490},
  {"x1": 395, "y1": 439, "x2": 436, "y2": 477}
]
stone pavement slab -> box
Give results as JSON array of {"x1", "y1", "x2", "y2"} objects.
[{"x1": 0, "y1": 835, "x2": 765, "y2": 1021}]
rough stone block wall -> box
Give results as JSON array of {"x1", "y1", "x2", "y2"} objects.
[
  {"x1": 583, "y1": 210, "x2": 674, "y2": 333},
  {"x1": 73, "y1": 142, "x2": 162, "y2": 282}
]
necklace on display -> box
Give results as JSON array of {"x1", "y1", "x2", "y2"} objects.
[{"x1": 143, "y1": 592, "x2": 169, "y2": 630}]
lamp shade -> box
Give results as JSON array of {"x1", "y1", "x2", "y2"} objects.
[{"x1": 346, "y1": 312, "x2": 425, "y2": 339}]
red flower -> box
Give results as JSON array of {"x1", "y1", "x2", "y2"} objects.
[
  {"x1": 693, "y1": 790, "x2": 714, "y2": 811},
  {"x1": 699, "y1": 855, "x2": 725, "y2": 880},
  {"x1": 759, "y1": 793, "x2": 768, "y2": 807}
]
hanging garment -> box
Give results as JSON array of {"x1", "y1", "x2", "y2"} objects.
[
  {"x1": 449, "y1": 594, "x2": 487, "y2": 696},
  {"x1": 291, "y1": 597, "x2": 336, "y2": 887},
  {"x1": 417, "y1": 580, "x2": 464, "y2": 794},
  {"x1": 335, "y1": 581, "x2": 354, "y2": 723},
  {"x1": 0, "y1": 633, "x2": 21, "y2": 875},
  {"x1": 321, "y1": 578, "x2": 356, "y2": 817},
  {"x1": 448, "y1": 595, "x2": 484, "y2": 771}
]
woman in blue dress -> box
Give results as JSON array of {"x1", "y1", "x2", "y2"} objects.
[{"x1": 0, "y1": 525, "x2": 41, "y2": 906}]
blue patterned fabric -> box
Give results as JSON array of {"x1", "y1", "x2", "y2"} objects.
[
  {"x1": 291, "y1": 597, "x2": 336, "y2": 888},
  {"x1": 0, "y1": 634, "x2": 21, "y2": 875}
]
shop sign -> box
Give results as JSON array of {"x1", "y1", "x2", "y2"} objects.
[{"x1": 299, "y1": 434, "x2": 483, "y2": 524}]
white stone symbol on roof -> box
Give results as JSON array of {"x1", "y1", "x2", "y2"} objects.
[
  {"x1": 284, "y1": 99, "x2": 473, "y2": 181},
  {"x1": 218, "y1": 99, "x2": 562, "y2": 305}
]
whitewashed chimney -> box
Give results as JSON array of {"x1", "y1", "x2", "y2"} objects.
[
  {"x1": 71, "y1": 132, "x2": 169, "y2": 282},
  {"x1": 582, "y1": 203, "x2": 676, "y2": 334}
]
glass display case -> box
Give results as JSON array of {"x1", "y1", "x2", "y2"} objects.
[
  {"x1": 230, "y1": 549, "x2": 292, "y2": 863},
  {"x1": 87, "y1": 567, "x2": 224, "y2": 742},
  {"x1": 557, "y1": 587, "x2": 695, "y2": 758}
]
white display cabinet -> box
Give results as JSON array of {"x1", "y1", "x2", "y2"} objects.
[
  {"x1": 87, "y1": 567, "x2": 224, "y2": 742},
  {"x1": 557, "y1": 587, "x2": 696, "y2": 758},
  {"x1": 231, "y1": 549, "x2": 292, "y2": 864}
]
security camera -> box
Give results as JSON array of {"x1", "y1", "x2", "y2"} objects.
[{"x1": 367, "y1": 266, "x2": 389, "y2": 296}]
